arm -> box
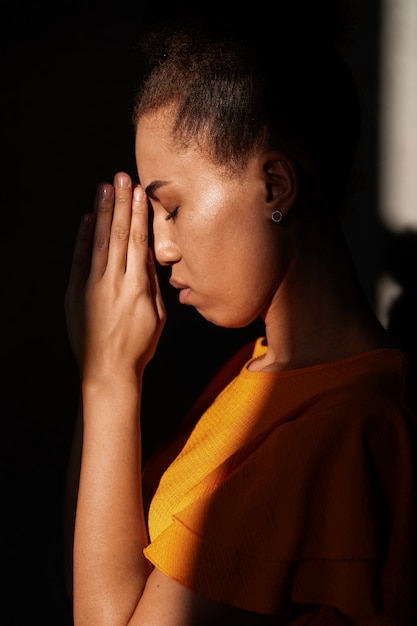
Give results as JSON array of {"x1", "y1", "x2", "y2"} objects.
[
  {"x1": 65, "y1": 172, "x2": 276, "y2": 625},
  {"x1": 65, "y1": 173, "x2": 164, "y2": 624}
]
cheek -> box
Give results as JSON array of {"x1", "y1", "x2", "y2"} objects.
[
  {"x1": 181, "y1": 181, "x2": 271, "y2": 271},
  {"x1": 180, "y1": 206, "x2": 229, "y2": 258}
]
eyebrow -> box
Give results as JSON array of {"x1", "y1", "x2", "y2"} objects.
[{"x1": 144, "y1": 180, "x2": 170, "y2": 199}]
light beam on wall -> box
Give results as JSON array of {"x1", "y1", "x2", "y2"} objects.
[
  {"x1": 377, "y1": 0, "x2": 417, "y2": 327},
  {"x1": 379, "y1": 0, "x2": 417, "y2": 232}
]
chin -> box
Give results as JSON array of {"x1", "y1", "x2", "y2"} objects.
[{"x1": 197, "y1": 307, "x2": 258, "y2": 329}]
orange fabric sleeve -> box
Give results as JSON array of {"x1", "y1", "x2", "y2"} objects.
[{"x1": 144, "y1": 340, "x2": 417, "y2": 622}]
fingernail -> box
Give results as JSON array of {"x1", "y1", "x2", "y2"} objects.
[
  {"x1": 116, "y1": 173, "x2": 130, "y2": 188},
  {"x1": 82, "y1": 213, "x2": 93, "y2": 226},
  {"x1": 100, "y1": 184, "x2": 111, "y2": 198},
  {"x1": 134, "y1": 185, "x2": 145, "y2": 201}
]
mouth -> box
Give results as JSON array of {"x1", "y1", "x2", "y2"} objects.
[{"x1": 169, "y1": 277, "x2": 192, "y2": 305}]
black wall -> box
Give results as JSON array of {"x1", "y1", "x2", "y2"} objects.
[{"x1": 2, "y1": 2, "x2": 415, "y2": 623}]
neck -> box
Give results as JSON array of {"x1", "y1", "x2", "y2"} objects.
[{"x1": 255, "y1": 216, "x2": 396, "y2": 372}]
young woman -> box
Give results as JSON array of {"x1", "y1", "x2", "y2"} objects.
[{"x1": 65, "y1": 8, "x2": 417, "y2": 625}]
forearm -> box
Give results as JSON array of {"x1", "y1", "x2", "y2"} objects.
[
  {"x1": 73, "y1": 374, "x2": 151, "y2": 626},
  {"x1": 64, "y1": 396, "x2": 83, "y2": 598}
]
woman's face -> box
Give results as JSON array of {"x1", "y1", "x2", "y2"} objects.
[{"x1": 135, "y1": 110, "x2": 283, "y2": 328}]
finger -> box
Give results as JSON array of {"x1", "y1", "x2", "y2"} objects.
[
  {"x1": 125, "y1": 184, "x2": 150, "y2": 276},
  {"x1": 106, "y1": 172, "x2": 134, "y2": 274},
  {"x1": 90, "y1": 183, "x2": 114, "y2": 278},
  {"x1": 67, "y1": 212, "x2": 95, "y2": 294},
  {"x1": 147, "y1": 248, "x2": 166, "y2": 322}
]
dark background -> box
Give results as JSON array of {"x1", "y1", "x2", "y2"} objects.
[{"x1": 1, "y1": 1, "x2": 415, "y2": 623}]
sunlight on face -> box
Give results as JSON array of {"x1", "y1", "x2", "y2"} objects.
[{"x1": 135, "y1": 110, "x2": 283, "y2": 328}]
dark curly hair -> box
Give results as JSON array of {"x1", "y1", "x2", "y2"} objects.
[{"x1": 133, "y1": 3, "x2": 361, "y2": 207}]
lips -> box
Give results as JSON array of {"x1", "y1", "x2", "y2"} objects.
[
  {"x1": 169, "y1": 277, "x2": 192, "y2": 304},
  {"x1": 169, "y1": 278, "x2": 189, "y2": 290}
]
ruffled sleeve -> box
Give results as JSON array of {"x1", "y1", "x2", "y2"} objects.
[{"x1": 144, "y1": 350, "x2": 417, "y2": 621}]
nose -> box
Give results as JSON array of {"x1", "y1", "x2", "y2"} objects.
[{"x1": 153, "y1": 216, "x2": 181, "y2": 266}]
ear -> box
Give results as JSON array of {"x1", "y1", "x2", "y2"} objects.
[{"x1": 263, "y1": 154, "x2": 298, "y2": 216}]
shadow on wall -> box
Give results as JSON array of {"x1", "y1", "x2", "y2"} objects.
[
  {"x1": 382, "y1": 229, "x2": 417, "y2": 361},
  {"x1": 339, "y1": 0, "x2": 417, "y2": 364}
]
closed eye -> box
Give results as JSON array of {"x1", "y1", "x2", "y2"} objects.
[{"x1": 165, "y1": 207, "x2": 179, "y2": 221}]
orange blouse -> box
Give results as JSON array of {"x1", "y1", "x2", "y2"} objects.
[{"x1": 144, "y1": 338, "x2": 417, "y2": 623}]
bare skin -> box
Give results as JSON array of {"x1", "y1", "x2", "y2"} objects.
[
  {"x1": 65, "y1": 108, "x2": 396, "y2": 625},
  {"x1": 135, "y1": 110, "x2": 395, "y2": 370}
]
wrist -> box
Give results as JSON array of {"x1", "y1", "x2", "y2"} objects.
[
  {"x1": 81, "y1": 362, "x2": 145, "y2": 389},
  {"x1": 81, "y1": 370, "x2": 143, "y2": 401},
  {"x1": 81, "y1": 374, "x2": 143, "y2": 434}
]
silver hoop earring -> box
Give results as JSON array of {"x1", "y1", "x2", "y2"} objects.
[{"x1": 271, "y1": 209, "x2": 284, "y2": 223}]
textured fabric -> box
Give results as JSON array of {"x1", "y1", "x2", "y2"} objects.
[{"x1": 143, "y1": 338, "x2": 417, "y2": 623}]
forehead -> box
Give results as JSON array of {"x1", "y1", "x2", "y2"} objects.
[
  {"x1": 135, "y1": 109, "x2": 224, "y2": 185},
  {"x1": 135, "y1": 109, "x2": 177, "y2": 157}
]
